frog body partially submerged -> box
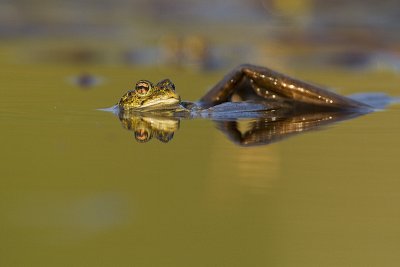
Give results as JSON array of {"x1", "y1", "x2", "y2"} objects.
[
  {"x1": 118, "y1": 64, "x2": 371, "y2": 116},
  {"x1": 112, "y1": 64, "x2": 383, "y2": 145}
]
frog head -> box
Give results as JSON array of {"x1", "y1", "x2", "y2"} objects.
[{"x1": 118, "y1": 79, "x2": 181, "y2": 110}]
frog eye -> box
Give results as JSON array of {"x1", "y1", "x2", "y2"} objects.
[
  {"x1": 156, "y1": 79, "x2": 175, "y2": 91},
  {"x1": 135, "y1": 80, "x2": 153, "y2": 96}
]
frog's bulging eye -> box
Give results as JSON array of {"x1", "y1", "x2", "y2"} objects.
[
  {"x1": 135, "y1": 80, "x2": 153, "y2": 96},
  {"x1": 157, "y1": 79, "x2": 175, "y2": 91}
]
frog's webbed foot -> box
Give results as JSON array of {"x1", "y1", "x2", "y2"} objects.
[{"x1": 199, "y1": 64, "x2": 370, "y2": 110}]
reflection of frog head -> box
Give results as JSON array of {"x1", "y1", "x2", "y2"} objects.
[
  {"x1": 119, "y1": 112, "x2": 179, "y2": 143},
  {"x1": 118, "y1": 79, "x2": 181, "y2": 110}
]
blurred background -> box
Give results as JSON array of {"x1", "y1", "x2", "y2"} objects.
[
  {"x1": 2, "y1": 1, "x2": 400, "y2": 267},
  {"x1": 1, "y1": 0, "x2": 400, "y2": 71}
]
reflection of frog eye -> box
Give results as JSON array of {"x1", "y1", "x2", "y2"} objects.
[
  {"x1": 134, "y1": 128, "x2": 152, "y2": 143},
  {"x1": 156, "y1": 132, "x2": 174, "y2": 143},
  {"x1": 135, "y1": 80, "x2": 153, "y2": 96}
]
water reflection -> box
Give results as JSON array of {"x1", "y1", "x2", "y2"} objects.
[
  {"x1": 115, "y1": 108, "x2": 367, "y2": 146},
  {"x1": 119, "y1": 111, "x2": 178, "y2": 143}
]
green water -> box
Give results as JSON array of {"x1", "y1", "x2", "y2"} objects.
[{"x1": 1, "y1": 45, "x2": 400, "y2": 267}]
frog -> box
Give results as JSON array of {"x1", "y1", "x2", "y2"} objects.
[
  {"x1": 109, "y1": 64, "x2": 398, "y2": 145},
  {"x1": 117, "y1": 64, "x2": 372, "y2": 115}
]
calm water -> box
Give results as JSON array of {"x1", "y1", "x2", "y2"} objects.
[{"x1": 1, "y1": 47, "x2": 400, "y2": 266}]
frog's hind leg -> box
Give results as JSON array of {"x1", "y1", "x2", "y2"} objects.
[
  {"x1": 198, "y1": 66, "x2": 247, "y2": 107},
  {"x1": 199, "y1": 64, "x2": 370, "y2": 110}
]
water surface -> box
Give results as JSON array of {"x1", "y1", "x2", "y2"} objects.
[{"x1": 1, "y1": 53, "x2": 400, "y2": 266}]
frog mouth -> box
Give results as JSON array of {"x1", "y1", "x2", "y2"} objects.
[{"x1": 140, "y1": 96, "x2": 181, "y2": 109}]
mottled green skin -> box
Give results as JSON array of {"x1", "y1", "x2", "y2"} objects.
[{"x1": 118, "y1": 79, "x2": 181, "y2": 110}]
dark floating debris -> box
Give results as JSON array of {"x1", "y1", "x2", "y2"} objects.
[{"x1": 68, "y1": 73, "x2": 103, "y2": 89}]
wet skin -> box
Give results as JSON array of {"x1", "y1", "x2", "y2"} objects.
[
  {"x1": 116, "y1": 64, "x2": 374, "y2": 145},
  {"x1": 118, "y1": 64, "x2": 371, "y2": 113}
]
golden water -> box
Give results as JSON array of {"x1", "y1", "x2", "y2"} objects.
[{"x1": 1, "y1": 45, "x2": 400, "y2": 266}]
